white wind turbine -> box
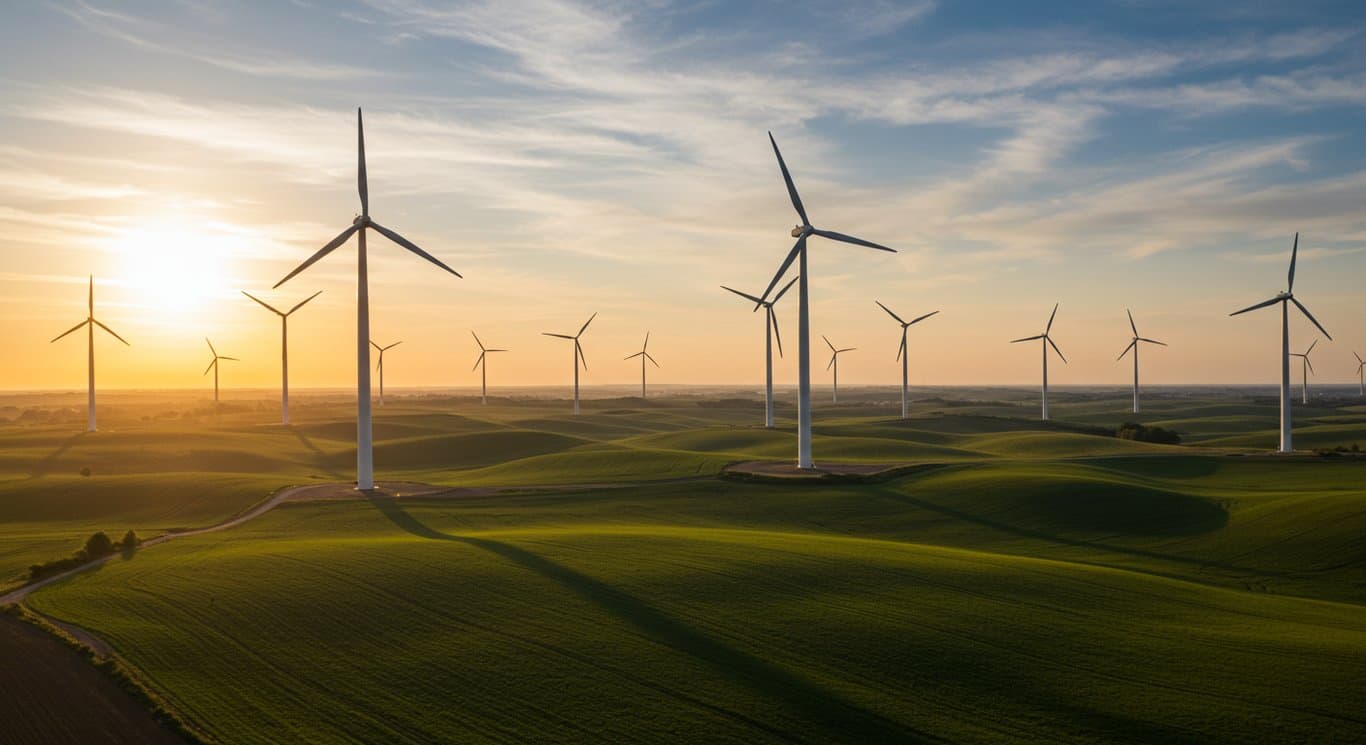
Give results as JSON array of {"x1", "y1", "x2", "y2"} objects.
[
  {"x1": 51, "y1": 276, "x2": 128, "y2": 432},
  {"x1": 370, "y1": 340, "x2": 401, "y2": 407},
  {"x1": 1354, "y1": 352, "x2": 1364, "y2": 397},
  {"x1": 274, "y1": 108, "x2": 461, "y2": 490},
  {"x1": 823, "y1": 336, "x2": 856, "y2": 403},
  {"x1": 203, "y1": 338, "x2": 238, "y2": 403},
  {"x1": 721, "y1": 275, "x2": 797, "y2": 428},
  {"x1": 1230, "y1": 233, "x2": 1331, "y2": 453},
  {"x1": 1011, "y1": 304, "x2": 1066, "y2": 421},
  {"x1": 754, "y1": 133, "x2": 897, "y2": 468},
  {"x1": 623, "y1": 332, "x2": 660, "y2": 399},
  {"x1": 1116, "y1": 309, "x2": 1167, "y2": 414},
  {"x1": 874, "y1": 301, "x2": 938, "y2": 419},
  {"x1": 1289, "y1": 339, "x2": 1318, "y2": 405},
  {"x1": 471, "y1": 331, "x2": 507, "y2": 405},
  {"x1": 543, "y1": 313, "x2": 595, "y2": 415},
  {"x1": 242, "y1": 290, "x2": 321, "y2": 424}
]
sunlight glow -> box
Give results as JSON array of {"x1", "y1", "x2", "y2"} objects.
[{"x1": 108, "y1": 216, "x2": 239, "y2": 317}]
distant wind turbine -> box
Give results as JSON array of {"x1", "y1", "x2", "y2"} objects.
[
  {"x1": 823, "y1": 336, "x2": 856, "y2": 404},
  {"x1": 203, "y1": 338, "x2": 238, "y2": 403},
  {"x1": 874, "y1": 301, "x2": 938, "y2": 419},
  {"x1": 1116, "y1": 309, "x2": 1167, "y2": 414},
  {"x1": 543, "y1": 313, "x2": 595, "y2": 415},
  {"x1": 51, "y1": 275, "x2": 128, "y2": 432},
  {"x1": 471, "y1": 331, "x2": 507, "y2": 405},
  {"x1": 370, "y1": 340, "x2": 401, "y2": 407},
  {"x1": 1289, "y1": 339, "x2": 1318, "y2": 405},
  {"x1": 242, "y1": 290, "x2": 321, "y2": 425},
  {"x1": 623, "y1": 332, "x2": 660, "y2": 399},
  {"x1": 1011, "y1": 304, "x2": 1066, "y2": 421},
  {"x1": 721, "y1": 275, "x2": 797, "y2": 428},
  {"x1": 754, "y1": 133, "x2": 897, "y2": 468},
  {"x1": 273, "y1": 108, "x2": 461, "y2": 490},
  {"x1": 1230, "y1": 233, "x2": 1331, "y2": 453},
  {"x1": 1354, "y1": 352, "x2": 1364, "y2": 397}
]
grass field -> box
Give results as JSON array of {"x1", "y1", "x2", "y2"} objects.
[{"x1": 5, "y1": 386, "x2": 1366, "y2": 743}]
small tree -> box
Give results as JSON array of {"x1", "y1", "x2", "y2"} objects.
[
  {"x1": 83, "y1": 531, "x2": 115, "y2": 559},
  {"x1": 120, "y1": 530, "x2": 140, "y2": 549}
]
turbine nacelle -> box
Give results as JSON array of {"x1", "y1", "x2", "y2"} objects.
[{"x1": 791, "y1": 225, "x2": 806, "y2": 238}]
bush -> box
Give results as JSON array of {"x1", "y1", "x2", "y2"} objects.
[
  {"x1": 120, "y1": 530, "x2": 141, "y2": 549},
  {"x1": 79, "y1": 466, "x2": 92, "y2": 477},
  {"x1": 83, "y1": 531, "x2": 115, "y2": 559},
  {"x1": 1116, "y1": 422, "x2": 1181, "y2": 445}
]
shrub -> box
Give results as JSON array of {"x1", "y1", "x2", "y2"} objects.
[
  {"x1": 120, "y1": 530, "x2": 141, "y2": 549},
  {"x1": 79, "y1": 466, "x2": 92, "y2": 477},
  {"x1": 1116, "y1": 422, "x2": 1181, "y2": 445},
  {"x1": 83, "y1": 531, "x2": 115, "y2": 559}
]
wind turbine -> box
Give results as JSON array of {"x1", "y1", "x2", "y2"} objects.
[
  {"x1": 823, "y1": 336, "x2": 856, "y2": 403},
  {"x1": 273, "y1": 108, "x2": 461, "y2": 490},
  {"x1": 1011, "y1": 304, "x2": 1066, "y2": 421},
  {"x1": 370, "y1": 340, "x2": 401, "y2": 407},
  {"x1": 721, "y1": 275, "x2": 797, "y2": 428},
  {"x1": 874, "y1": 301, "x2": 938, "y2": 419},
  {"x1": 754, "y1": 133, "x2": 897, "y2": 468},
  {"x1": 51, "y1": 275, "x2": 127, "y2": 432},
  {"x1": 543, "y1": 313, "x2": 595, "y2": 415},
  {"x1": 1289, "y1": 340, "x2": 1318, "y2": 405},
  {"x1": 203, "y1": 338, "x2": 238, "y2": 403},
  {"x1": 623, "y1": 332, "x2": 659, "y2": 399},
  {"x1": 1116, "y1": 309, "x2": 1167, "y2": 414},
  {"x1": 471, "y1": 331, "x2": 507, "y2": 405},
  {"x1": 1354, "y1": 352, "x2": 1364, "y2": 397},
  {"x1": 242, "y1": 290, "x2": 321, "y2": 424},
  {"x1": 1230, "y1": 233, "x2": 1331, "y2": 453}
]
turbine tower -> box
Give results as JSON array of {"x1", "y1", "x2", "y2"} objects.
[
  {"x1": 543, "y1": 313, "x2": 595, "y2": 415},
  {"x1": 754, "y1": 133, "x2": 897, "y2": 468},
  {"x1": 1116, "y1": 309, "x2": 1167, "y2": 414},
  {"x1": 623, "y1": 332, "x2": 659, "y2": 399},
  {"x1": 823, "y1": 336, "x2": 856, "y2": 403},
  {"x1": 274, "y1": 108, "x2": 461, "y2": 490},
  {"x1": 1230, "y1": 233, "x2": 1331, "y2": 453},
  {"x1": 1289, "y1": 339, "x2": 1318, "y2": 405},
  {"x1": 1354, "y1": 352, "x2": 1364, "y2": 397},
  {"x1": 370, "y1": 340, "x2": 401, "y2": 407},
  {"x1": 51, "y1": 276, "x2": 128, "y2": 432},
  {"x1": 203, "y1": 338, "x2": 238, "y2": 403},
  {"x1": 471, "y1": 331, "x2": 507, "y2": 405},
  {"x1": 1011, "y1": 304, "x2": 1066, "y2": 421},
  {"x1": 242, "y1": 290, "x2": 321, "y2": 425},
  {"x1": 874, "y1": 301, "x2": 938, "y2": 419},
  {"x1": 721, "y1": 276, "x2": 797, "y2": 428}
]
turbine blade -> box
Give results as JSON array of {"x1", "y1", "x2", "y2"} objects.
[
  {"x1": 1138, "y1": 337, "x2": 1168, "y2": 346},
  {"x1": 1048, "y1": 336, "x2": 1067, "y2": 364},
  {"x1": 772, "y1": 275, "x2": 799, "y2": 304},
  {"x1": 643, "y1": 330, "x2": 649, "y2": 351},
  {"x1": 1306, "y1": 356, "x2": 1315, "y2": 375},
  {"x1": 369, "y1": 221, "x2": 462, "y2": 278},
  {"x1": 1046, "y1": 303, "x2": 1059, "y2": 334},
  {"x1": 385, "y1": 341, "x2": 403, "y2": 351},
  {"x1": 370, "y1": 340, "x2": 382, "y2": 351},
  {"x1": 1356, "y1": 351, "x2": 1364, "y2": 365},
  {"x1": 471, "y1": 330, "x2": 485, "y2": 351},
  {"x1": 1010, "y1": 335, "x2": 1044, "y2": 343},
  {"x1": 875, "y1": 300, "x2": 905, "y2": 324},
  {"x1": 242, "y1": 290, "x2": 283, "y2": 315},
  {"x1": 768, "y1": 131, "x2": 809, "y2": 226},
  {"x1": 624, "y1": 352, "x2": 643, "y2": 360},
  {"x1": 274, "y1": 223, "x2": 359, "y2": 288},
  {"x1": 810, "y1": 228, "x2": 894, "y2": 252},
  {"x1": 756, "y1": 236, "x2": 805, "y2": 310},
  {"x1": 220, "y1": 356, "x2": 239, "y2": 362},
  {"x1": 907, "y1": 310, "x2": 939, "y2": 326},
  {"x1": 1287, "y1": 232, "x2": 1298, "y2": 293},
  {"x1": 1117, "y1": 340, "x2": 1136, "y2": 361},
  {"x1": 543, "y1": 333, "x2": 573, "y2": 339},
  {"x1": 204, "y1": 358, "x2": 216, "y2": 376},
  {"x1": 826, "y1": 355, "x2": 835, "y2": 371},
  {"x1": 576, "y1": 339, "x2": 588, "y2": 370},
  {"x1": 357, "y1": 108, "x2": 369, "y2": 217},
  {"x1": 1290, "y1": 297, "x2": 1331, "y2": 340},
  {"x1": 287, "y1": 290, "x2": 323, "y2": 315},
  {"x1": 1229, "y1": 296, "x2": 1282, "y2": 316},
  {"x1": 647, "y1": 353, "x2": 660, "y2": 368},
  {"x1": 487, "y1": 349, "x2": 508, "y2": 353},
  {"x1": 823, "y1": 335, "x2": 835, "y2": 352},
  {"x1": 578, "y1": 312, "x2": 597, "y2": 337},
  {"x1": 51, "y1": 319, "x2": 88, "y2": 343},
  {"x1": 206, "y1": 337, "x2": 217, "y2": 356},
  {"x1": 721, "y1": 285, "x2": 765, "y2": 305},
  {"x1": 840, "y1": 347, "x2": 856, "y2": 353},
  {"x1": 770, "y1": 307, "x2": 784, "y2": 358},
  {"x1": 896, "y1": 332, "x2": 905, "y2": 362},
  {"x1": 92, "y1": 319, "x2": 129, "y2": 345},
  {"x1": 1306, "y1": 338, "x2": 1318, "y2": 355},
  {"x1": 1127, "y1": 308, "x2": 1137, "y2": 337},
  {"x1": 472, "y1": 352, "x2": 484, "y2": 372}
]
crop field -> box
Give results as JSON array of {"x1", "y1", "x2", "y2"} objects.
[{"x1": 4, "y1": 386, "x2": 1366, "y2": 743}]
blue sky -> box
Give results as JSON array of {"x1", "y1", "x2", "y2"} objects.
[{"x1": 2, "y1": 0, "x2": 1365, "y2": 389}]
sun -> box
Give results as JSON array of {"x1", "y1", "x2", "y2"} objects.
[{"x1": 111, "y1": 217, "x2": 239, "y2": 316}]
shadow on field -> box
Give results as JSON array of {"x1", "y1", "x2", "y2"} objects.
[
  {"x1": 364, "y1": 493, "x2": 942, "y2": 744},
  {"x1": 289, "y1": 427, "x2": 347, "y2": 480},
  {"x1": 27, "y1": 433, "x2": 88, "y2": 479}
]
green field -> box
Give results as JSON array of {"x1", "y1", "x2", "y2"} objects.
[{"x1": 4, "y1": 387, "x2": 1366, "y2": 743}]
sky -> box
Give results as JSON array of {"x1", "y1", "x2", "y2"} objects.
[{"x1": 3, "y1": 0, "x2": 1366, "y2": 392}]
